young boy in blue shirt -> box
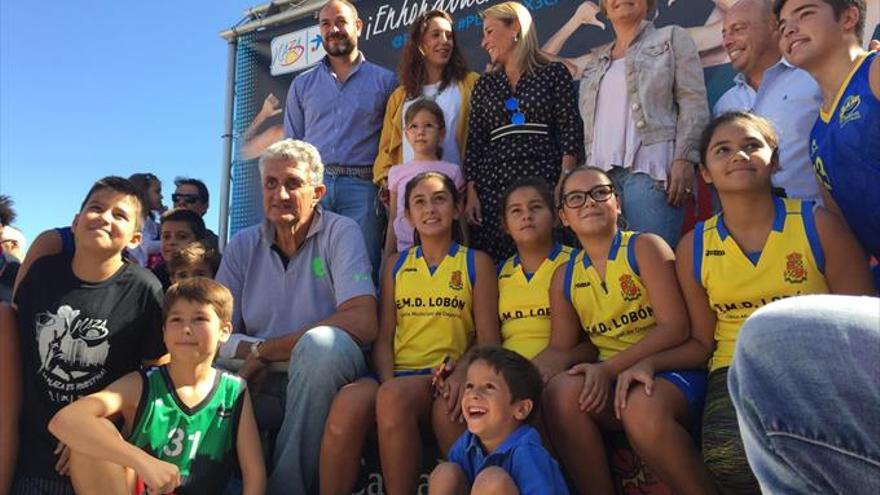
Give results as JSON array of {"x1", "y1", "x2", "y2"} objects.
[{"x1": 429, "y1": 346, "x2": 569, "y2": 495}]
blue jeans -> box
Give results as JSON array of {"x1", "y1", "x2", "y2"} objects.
[
  {"x1": 261, "y1": 326, "x2": 367, "y2": 495},
  {"x1": 608, "y1": 167, "x2": 686, "y2": 249},
  {"x1": 321, "y1": 174, "x2": 381, "y2": 283},
  {"x1": 729, "y1": 295, "x2": 880, "y2": 494}
]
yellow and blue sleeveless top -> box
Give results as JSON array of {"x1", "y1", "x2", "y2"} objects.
[
  {"x1": 392, "y1": 242, "x2": 476, "y2": 371},
  {"x1": 498, "y1": 242, "x2": 573, "y2": 359},
  {"x1": 564, "y1": 231, "x2": 654, "y2": 361},
  {"x1": 694, "y1": 197, "x2": 829, "y2": 372},
  {"x1": 810, "y1": 51, "x2": 880, "y2": 258}
]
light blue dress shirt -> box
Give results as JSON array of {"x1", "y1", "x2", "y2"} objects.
[
  {"x1": 714, "y1": 59, "x2": 823, "y2": 203},
  {"x1": 283, "y1": 54, "x2": 397, "y2": 167}
]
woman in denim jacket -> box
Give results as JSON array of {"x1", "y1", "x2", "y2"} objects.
[{"x1": 578, "y1": 0, "x2": 710, "y2": 248}]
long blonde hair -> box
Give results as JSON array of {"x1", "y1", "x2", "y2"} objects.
[{"x1": 481, "y1": 1, "x2": 548, "y2": 74}]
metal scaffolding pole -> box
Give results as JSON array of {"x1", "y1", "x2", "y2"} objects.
[{"x1": 218, "y1": 37, "x2": 237, "y2": 251}]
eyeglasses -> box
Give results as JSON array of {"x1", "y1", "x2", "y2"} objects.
[
  {"x1": 561, "y1": 184, "x2": 615, "y2": 209},
  {"x1": 405, "y1": 122, "x2": 441, "y2": 132},
  {"x1": 172, "y1": 193, "x2": 202, "y2": 205},
  {"x1": 505, "y1": 97, "x2": 526, "y2": 125}
]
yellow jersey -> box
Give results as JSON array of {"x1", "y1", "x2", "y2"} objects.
[
  {"x1": 498, "y1": 243, "x2": 573, "y2": 359},
  {"x1": 694, "y1": 197, "x2": 829, "y2": 372},
  {"x1": 392, "y1": 242, "x2": 475, "y2": 371},
  {"x1": 565, "y1": 231, "x2": 655, "y2": 361}
]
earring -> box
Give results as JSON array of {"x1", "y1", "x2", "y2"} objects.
[{"x1": 513, "y1": 34, "x2": 519, "y2": 43}]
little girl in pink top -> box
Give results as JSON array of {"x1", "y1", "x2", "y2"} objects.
[{"x1": 385, "y1": 99, "x2": 465, "y2": 254}]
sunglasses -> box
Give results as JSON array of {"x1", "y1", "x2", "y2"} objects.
[
  {"x1": 561, "y1": 184, "x2": 615, "y2": 209},
  {"x1": 172, "y1": 193, "x2": 202, "y2": 205},
  {"x1": 504, "y1": 97, "x2": 526, "y2": 125}
]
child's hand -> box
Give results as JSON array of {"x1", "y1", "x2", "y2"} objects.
[
  {"x1": 431, "y1": 356, "x2": 452, "y2": 395},
  {"x1": 136, "y1": 455, "x2": 181, "y2": 495},
  {"x1": 443, "y1": 370, "x2": 466, "y2": 423},
  {"x1": 568, "y1": 363, "x2": 611, "y2": 413},
  {"x1": 614, "y1": 359, "x2": 656, "y2": 420},
  {"x1": 54, "y1": 441, "x2": 71, "y2": 476}
]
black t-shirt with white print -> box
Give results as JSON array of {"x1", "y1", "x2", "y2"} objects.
[{"x1": 14, "y1": 252, "x2": 166, "y2": 481}]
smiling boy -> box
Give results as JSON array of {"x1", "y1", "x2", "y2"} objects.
[
  {"x1": 429, "y1": 346, "x2": 569, "y2": 495},
  {"x1": 49, "y1": 278, "x2": 265, "y2": 495},
  {"x1": 775, "y1": 0, "x2": 880, "y2": 281},
  {"x1": 12, "y1": 177, "x2": 166, "y2": 495}
]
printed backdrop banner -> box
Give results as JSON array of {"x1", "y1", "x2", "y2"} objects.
[{"x1": 240, "y1": 0, "x2": 736, "y2": 155}]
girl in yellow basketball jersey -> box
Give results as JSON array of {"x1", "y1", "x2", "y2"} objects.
[
  {"x1": 497, "y1": 177, "x2": 574, "y2": 361},
  {"x1": 664, "y1": 111, "x2": 874, "y2": 495},
  {"x1": 542, "y1": 167, "x2": 715, "y2": 495},
  {"x1": 371, "y1": 171, "x2": 499, "y2": 495}
]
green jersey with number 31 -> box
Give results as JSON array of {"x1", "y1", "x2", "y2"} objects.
[{"x1": 128, "y1": 365, "x2": 245, "y2": 494}]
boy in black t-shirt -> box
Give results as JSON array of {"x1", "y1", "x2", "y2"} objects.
[{"x1": 12, "y1": 176, "x2": 166, "y2": 495}]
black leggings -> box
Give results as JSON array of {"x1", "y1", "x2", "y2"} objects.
[{"x1": 702, "y1": 368, "x2": 761, "y2": 495}]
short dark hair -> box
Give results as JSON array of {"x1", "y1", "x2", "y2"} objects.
[
  {"x1": 320, "y1": 0, "x2": 359, "y2": 19},
  {"x1": 174, "y1": 177, "x2": 209, "y2": 203},
  {"x1": 80, "y1": 176, "x2": 146, "y2": 231},
  {"x1": 167, "y1": 241, "x2": 222, "y2": 277},
  {"x1": 773, "y1": 0, "x2": 866, "y2": 43},
  {"x1": 467, "y1": 346, "x2": 543, "y2": 420},
  {"x1": 0, "y1": 195, "x2": 16, "y2": 228},
  {"x1": 501, "y1": 176, "x2": 555, "y2": 225},
  {"x1": 699, "y1": 111, "x2": 779, "y2": 166},
  {"x1": 160, "y1": 208, "x2": 207, "y2": 240},
  {"x1": 164, "y1": 277, "x2": 233, "y2": 324}
]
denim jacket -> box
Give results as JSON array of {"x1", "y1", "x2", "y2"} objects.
[{"x1": 579, "y1": 21, "x2": 709, "y2": 164}]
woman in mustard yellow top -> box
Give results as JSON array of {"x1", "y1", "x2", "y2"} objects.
[
  {"x1": 541, "y1": 167, "x2": 711, "y2": 495},
  {"x1": 372, "y1": 10, "x2": 479, "y2": 188},
  {"x1": 667, "y1": 112, "x2": 873, "y2": 494},
  {"x1": 497, "y1": 177, "x2": 573, "y2": 360}
]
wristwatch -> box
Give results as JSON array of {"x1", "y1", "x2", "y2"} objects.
[{"x1": 250, "y1": 341, "x2": 270, "y2": 364}]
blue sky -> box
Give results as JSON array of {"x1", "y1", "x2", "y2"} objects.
[{"x1": 1, "y1": 0, "x2": 257, "y2": 248}]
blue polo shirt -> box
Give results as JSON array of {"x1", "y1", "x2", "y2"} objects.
[
  {"x1": 448, "y1": 425, "x2": 570, "y2": 495},
  {"x1": 283, "y1": 54, "x2": 397, "y2": 167}
]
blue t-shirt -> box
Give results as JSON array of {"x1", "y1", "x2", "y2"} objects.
[
  {"x1": 809, "y1": 51, "x2": 880, "y2": 259},
  {"x1": 448, "y1": 425, "x2": 569, "y2": 495}
]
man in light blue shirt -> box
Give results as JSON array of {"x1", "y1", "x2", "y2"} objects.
[
  {"x1": 284, "y1": 0, "x2": 396, "y2": 279},
  {"x1": 714, "y1": 0, "x2": 822, "y2": 203}
]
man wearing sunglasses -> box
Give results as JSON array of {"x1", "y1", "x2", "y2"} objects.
[{"x1": 173, "y1": 178, "x2": 219, "y2": 250}]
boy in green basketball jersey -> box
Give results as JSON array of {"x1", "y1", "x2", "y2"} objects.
[{"x1": 49, "y1": 278, "x2": 265, "y2": 495}]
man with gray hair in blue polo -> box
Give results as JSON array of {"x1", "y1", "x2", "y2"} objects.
[{"x1": 216, "y1": 138, "x2": 377, "y2": 494}]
